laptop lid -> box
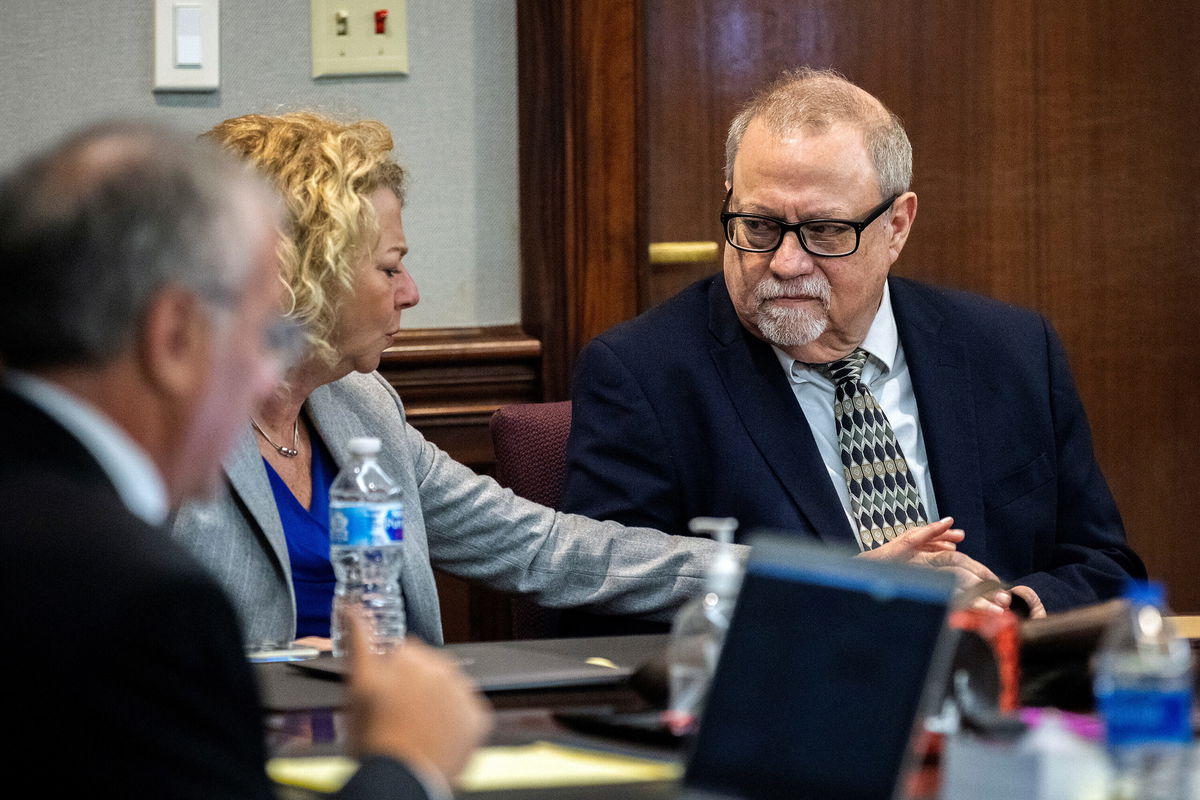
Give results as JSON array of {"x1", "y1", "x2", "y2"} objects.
[
  {"x1": 680, "y1": 532, "x2": 958, "y2": 800},
  {"x1": 291, "y1": 639, "x2": 635, "y2": 692}
]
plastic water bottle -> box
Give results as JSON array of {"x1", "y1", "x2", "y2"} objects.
[
  {"x1": 1094, "y1": 581, "x2": 1193, "y2": 800},
  {"x1": 666, "y1": 517, "x2": 742, "y2": 735},
  {"x1": 329, "y1": 437, "x2": 405, "y2": 657}
]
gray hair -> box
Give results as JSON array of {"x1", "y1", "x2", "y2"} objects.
[
  {"x1": 724, "y1": 67, "x2": 912, "y2": 198},
  {"x1": 0, "y1": 121, "x2": 280, "y2": 370}
]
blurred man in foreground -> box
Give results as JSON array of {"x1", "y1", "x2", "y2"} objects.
[{"x1": 0, "y1": 122, "x2": 488, "y2": 799}]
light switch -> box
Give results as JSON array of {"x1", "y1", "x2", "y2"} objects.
[
  {"x1": 154, "y1": 0, "x2": 219, "y2": 92},
  {"x1": 174, "y1": 5, "x2": 203, "y2": 67},
  {"x1": 311, "y1": 0, "x2": 408, "y2": 78}
]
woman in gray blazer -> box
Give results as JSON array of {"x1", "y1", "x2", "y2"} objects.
[{"x1": 169, "y1": 111, "x2": 740, "y2": 649}]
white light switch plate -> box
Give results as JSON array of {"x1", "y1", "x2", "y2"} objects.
[{"x1": 153, "y1": 0, "x2": 219, "y2": 91}]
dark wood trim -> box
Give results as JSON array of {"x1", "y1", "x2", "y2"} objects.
[
  {"x1": 385, "y1": 325, "x2": 541, "y2": 363},
  {"x1": 378, "y1": 324, "x2": 541, "y2": 471},
  {"x1": 517, "y1": 0, "x2": 643, "y2": 400},
  {"x1": 517, "y1": 2, "x2": 568, "y2": 399}
]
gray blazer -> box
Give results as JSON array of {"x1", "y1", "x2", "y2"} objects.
[{"x1": 172, "y1": 371, "x2": 724, "y2": 646}]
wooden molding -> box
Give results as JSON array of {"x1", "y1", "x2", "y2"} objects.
[
  {"x1": 385, "y1": 325, "x2": 541, "y2": 363},
  {"x1": 378, "y1": 325, "x2": 542, "y2": 470}
]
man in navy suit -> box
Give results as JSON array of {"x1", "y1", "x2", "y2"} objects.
[
  {"x1": 0, "y1": 122, "x2": 488, "y2": 799},
  {"x1": 563, "y1": 68, "x2": 1143, "y2": 616}
]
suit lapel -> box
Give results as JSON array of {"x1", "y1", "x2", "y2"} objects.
[
  {"x1": 706, "y1": 280, "x2": 855, "y2": 544},
  {"x1": 223, "y1": 427, "x2": 294, "y2": 585},
  {"x1": 306, "y1": 384, "x2": 356, "y2": 472},
  {"x1": 890, "y1": 278, "x2": 986, "y2": 556}
]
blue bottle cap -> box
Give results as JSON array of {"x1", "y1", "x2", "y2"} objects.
[{"x1": 1122, "y1": 579, "x2": 1165, "y2": 606}]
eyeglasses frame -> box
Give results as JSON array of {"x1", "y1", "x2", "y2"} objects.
[{"x1": 720, "y1": 188, "x2": 900, "y2": 258}]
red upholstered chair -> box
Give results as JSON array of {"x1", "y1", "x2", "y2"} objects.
[
  {"x1": 489, "y1": 400, "x2": 573, "y2": 511},
  {"x1": 488, "y1": 401, "x2": 572, "y2": 638},
  {"x1": 489, "y1": 400, "x2": 671, "y2": 639}
]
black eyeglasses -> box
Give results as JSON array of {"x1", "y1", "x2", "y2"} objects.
[{"x1": 721, "y1": 189, "x2": 898, "y2": 258}]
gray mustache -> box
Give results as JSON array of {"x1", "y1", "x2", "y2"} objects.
[{"x1": 754, "y1": 278, "x2": 831, "y2": 303}]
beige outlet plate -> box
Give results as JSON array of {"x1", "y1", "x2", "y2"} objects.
[{"x1": 311, "y1": 0, "x2": 408, "y2": 78}]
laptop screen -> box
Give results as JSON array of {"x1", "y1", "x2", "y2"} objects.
[{"x1": 682, "y1": 533, "x2": 957, "y2": 800}]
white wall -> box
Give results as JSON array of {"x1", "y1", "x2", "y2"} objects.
[{"x1": 0, "y1": 0, "x2": 519, "y2": 328}]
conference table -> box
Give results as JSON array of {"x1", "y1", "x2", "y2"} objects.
[
  {"x1": 257, "y1": 634, "x2": 685, "y2": 799},
  {"x1": 259, "y1": 616, "x2": 1200, "y2": 798}
]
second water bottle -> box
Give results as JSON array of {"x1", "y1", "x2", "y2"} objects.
[{"x1": 1094, "y1": 580, "x2": 1194, "y2": 800}]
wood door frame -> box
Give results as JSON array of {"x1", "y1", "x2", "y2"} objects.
[
  {"x1": 422, "y1": 1, "x2": 648, "y2": 641},
  {"x1": 516, "y1": 0, "x2": 646, "y2": 400}
]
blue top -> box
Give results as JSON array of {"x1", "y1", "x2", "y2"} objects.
[{"x1": 263, "y1": 432, "x2": 339, "y2": 638}]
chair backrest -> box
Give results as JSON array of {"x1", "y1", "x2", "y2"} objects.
[
  {"x1": 489, "y1": 400, "x2": 573, "y2": 510},
  {"x1": 489, "y1": 400, "x2": 666, "y2": 639},
  {"x1": 488, "y1": 401, "x2": 573, "y2": 639}
]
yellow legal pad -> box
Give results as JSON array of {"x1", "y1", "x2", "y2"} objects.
[
  {"x1": 267, "y1": 742, "x2": 682, "y2": 792},
  {"x1": 1168, "y1": 615, "x2": 1200, "y2": 639}
]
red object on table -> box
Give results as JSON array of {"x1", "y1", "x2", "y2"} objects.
[{"x1": 949, "y1": 607, "x2": 1022, "y2": 712}]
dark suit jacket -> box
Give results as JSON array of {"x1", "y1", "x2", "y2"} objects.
[
  {"x1": 0, "y1": 388, "x2": 427, "y2": 799},
  {"x1": 562, "y1": 275, "x2": 1145, "y2": 612}
]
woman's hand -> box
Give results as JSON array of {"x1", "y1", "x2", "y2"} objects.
[
  {"x1": 857, "y1": 516, "x2": 963, "y2": 563},
  {"x1": 858, "y1": 517, "x2": 1011, "y2": 613}
]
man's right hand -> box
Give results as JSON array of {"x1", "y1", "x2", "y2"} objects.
[
  {"x1": 344, "y1": 613, "x2": 492, "y2": 787},
  {"x1": 859, "y1": 517, "x2": 1009, "y2": 613}
]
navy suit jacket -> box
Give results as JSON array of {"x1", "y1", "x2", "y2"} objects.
[
  {"x1": 562, "y1": 274, "x2": 1144, "y2": 612},
  {"x1": 0, "y1": 388, "x2": 428, "y2": 800}
]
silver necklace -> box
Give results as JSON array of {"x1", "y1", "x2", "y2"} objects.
[{"x1": 251, "y1": 418, "x2": 300, "y2": 458}]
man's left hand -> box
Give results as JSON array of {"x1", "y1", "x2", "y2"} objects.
[{"x1": 1010, "y1": 585, "x2": 1046, "y2": 619}]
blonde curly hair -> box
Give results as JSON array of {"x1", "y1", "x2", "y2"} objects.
[{"x1": 205, "y1": 112, "x2": 407, "y2": 365}]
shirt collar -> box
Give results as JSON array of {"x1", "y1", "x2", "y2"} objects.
[
  {"x1": 774, "y1": 280, "x2": 899, "y2": 384},
  {"x1": 4, "y1": 370, "x2": 169, "y2": 526}
]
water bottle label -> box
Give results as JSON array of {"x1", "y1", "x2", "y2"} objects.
[
  {"x1": 1099, "y1": 688, "x2": 1193, "y2": 745},
  {"x1": 330, "y1": 503, "x2": 403, "y2": 546}
]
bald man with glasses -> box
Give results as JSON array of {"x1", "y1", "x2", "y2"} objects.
[{"x1": 562, "y1": 68, "x2": 1144, "y2": 617}]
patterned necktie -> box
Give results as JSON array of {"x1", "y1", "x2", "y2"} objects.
[{"x1": 813, "y1": 348, "x2": 928, "y2": 550}]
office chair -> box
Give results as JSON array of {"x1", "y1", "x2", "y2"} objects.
[
  {"x1": 489, "y1": 400, "x2": 573, "y2": 510},
  {"x1": 489, "y1": 401, "x2": 573, "y2": 638}
]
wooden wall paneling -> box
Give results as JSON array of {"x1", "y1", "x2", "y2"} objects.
[
  {"x1": 566, "y1": 1, "x2": 643, "y2": 347},
  {"x1": 644, "y1": 0, "x2": 750, "y2": 306},
  {"x1": 380, "y1": 325, "x2": 541, "y2": 472},
  {"x1": 517, "y1": 1, "x2": 570, "y2": 400},
  {"x1": 1024, "y1": 2, "x2": 1200, "y2": 608},
  {"x1": 518, "y1": 0, "x2": 643, "y2": 400}
]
